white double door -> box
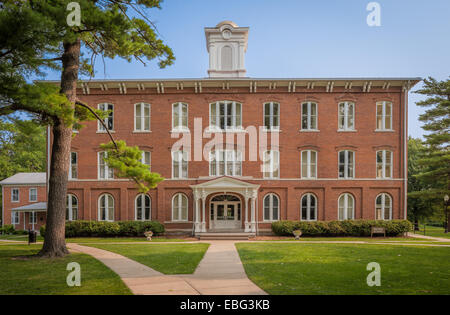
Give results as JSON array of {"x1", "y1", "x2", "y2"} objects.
[{"x1": 211, "y1": 201, "x2": 241, "y2": 230}]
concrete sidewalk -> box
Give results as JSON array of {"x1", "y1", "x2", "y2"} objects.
[
  {"x1": 68, "y1": 243, "x2": 200, "y2": 295},
  {"x1": 68, "y1": 241, "x2": 266, "y2": 295},
  {"x1": 184, "y1": 241, "x2": 267, "y2": 295},
  {"x1": 407, "y1": 232, "x2": 450, "y2": 242}
]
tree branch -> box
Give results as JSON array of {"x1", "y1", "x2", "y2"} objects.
[{"x1": 74, "y1": 99, "x2": 118, "y2": 150}]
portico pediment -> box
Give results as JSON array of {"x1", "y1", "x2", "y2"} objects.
[{"x1": 190, "y1": 176, "x2": 259, "y2": 190}]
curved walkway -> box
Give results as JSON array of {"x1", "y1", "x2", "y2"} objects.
[{"x1": 68, "y1": 241, "x2": 267, "y2": 295}]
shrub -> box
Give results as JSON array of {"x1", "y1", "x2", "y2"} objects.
[
  {"x1": 1, "y1": 224, "x2": 15, "y2": 235},
  {"x1": 272, "y1": 220, "x2": 412, "y2": 237},
  {"x1": 40, "y1": 220, "x2": 165, "y2": 238}
]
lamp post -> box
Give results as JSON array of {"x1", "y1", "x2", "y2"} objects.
[{"x1": 444, "y1": 195, "x2": 449, "y2": 234}]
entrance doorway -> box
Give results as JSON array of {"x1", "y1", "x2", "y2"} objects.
[{"x1": 210, "y1": 194, "x2": 241, "y2": 230}]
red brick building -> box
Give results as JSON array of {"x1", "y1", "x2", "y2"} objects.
[{"x1": 1, "y1": 22, "x2": 420, "y2": 235}]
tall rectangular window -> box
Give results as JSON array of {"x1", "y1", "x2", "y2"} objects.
[
  {"x1": 377, "y1": 150, "x2": 392, "y2": 178},
  {"x1": 338, "y1": 102, "x2": 355, "y2": 130},
  {"x1": 301, "y1": 102, "x2": 317, "y2": 130},
  {"x1": 210, "y1": 101, "x2": 242, "y2": 130},
  {"x1": 172, "y1": 102, "x2": 188, "y2": 131},
  {"x1": 29, "y1": 188, "x2": 37, "y2": 202},
  {"x1": 30, "y1": 212, "x2": 37, "y2": 224},
  {"x1": 264, "y1": 102, "x2": 280, "y2": 130},
  {"x1": 69, "y1": 152, "x2": 78, "y2": 179},
  {"x1": 135, "y1": 103, "x2": 150, "y2": 131},
  {"x1": 263, "y1": 150, "x2": 280, "y2": 178},
  {"x1": 172, "y1": 151, "x2": 188, "y2": 179},
  {"x1": 11, "y1": 212, "x2": 19, "y2": 224},
  {"x1": 98, "y1": 152, "x2": 113, "y2": 179},
  {"x1": 301, "y1": 150, "x2": 317, "y2": 179},
  {"x1": 142, "y1": 151, "x2": 151, "y2": 170},
  {"x1": 338, "y1": 150, "x2": 355, "y2": 179},
  {"x1": 209, "y1": 150, "x2": 242, "y2": 176},
  {"x1": 376, "y1": 101, "x2": 392, "y2": 130},
  {"x1": 98, "y1": 103, "x2": 114, "y2": 131},
  {"x1": 11, "y1": 188, "x2": 19, "y2": 202}
]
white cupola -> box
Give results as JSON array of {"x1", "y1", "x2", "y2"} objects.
[{"x1": 204, "y1": 21, "x2": 249, "y2": 78}]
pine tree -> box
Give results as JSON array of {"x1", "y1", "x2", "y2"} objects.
[
  {"x1": 0, "y1": 1, "x2": 173, "y2": 256},
  {"x1": 414, "y1": 77, "x2": 450, "y2": 231}
]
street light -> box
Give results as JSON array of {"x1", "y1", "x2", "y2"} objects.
[{"x1": 445, "y1": 195, "x2": 449, "y2": 234}]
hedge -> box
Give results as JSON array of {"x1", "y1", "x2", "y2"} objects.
[
  {"x1": 40, "y1": 220, "x2": 165, "y2": 238},
  {"x1": 271, "y1": 220, "x2": 412, "y2": 237},
  {"x1": 0, "y1": 224, "x2": 28, "y2": 235}
]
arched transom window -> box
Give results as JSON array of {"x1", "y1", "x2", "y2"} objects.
[
  {"x1": 135, "y1": 194, "x2": 151, "y2": 221},
  {"x1": 376, "y1": 193, "x2": 392, "y2": 220},
  {"x1": 263, "y1": 193, "x2": 279, "y2": 221}
]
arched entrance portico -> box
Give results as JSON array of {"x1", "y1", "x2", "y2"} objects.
[{"x1": 190, "y1": 177, "x2": 259, "y2": 233}]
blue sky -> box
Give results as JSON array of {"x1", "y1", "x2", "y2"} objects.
[{"x1": 46, "y1": 0, "x2": 450, "y2": 138}]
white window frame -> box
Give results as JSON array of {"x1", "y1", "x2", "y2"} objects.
[
  {"x1": 301, "y1": 193, "x2": 317, "y2": 221},
  {"x1": 66, "y1": 194, "x2": 78, "y2": 221},
  {"x1": 375, "y1": 193, "x2": 392, "y2": 220},
  {"x1": 69, "y1": 152, "x2": 78, "y2": 179},
  {"x1": 30, "y1": 211, "x2": 37, "y2": 224},
  {"x1": 97, "y1": 103, "x2": 114, "y2": 132},
  {"x1": 172, "y1": 193, "x2": 188, "y2": 222},
  {"x1": 172, "y1": 150, "x2": 188, "y2": 179},
  {"x1": 263, "y1": 102, "x2": 280, "y2": 131},
  {"x1": 141, "y1": 151, "x2": 151, "y2": 170},
  {"x1": 11, "y1": 211, "x2": 19, "y2": 224},
  {"x1": 301, "y1": 102, "x2": 318, "y2": 130},
  {"x1": 134, "y1": 102, "x2": 151, "y2": 132},
  {"x1": 11, "y1": 188, "x2": 19, "y2": 202},
  {"x1": 263, "y1": 150, "x2": 280, "y2": 179},
  {"x1": 98, "y1": 151, "x2": 113, "y2": 180},
  {"x1": 376, "y1": 150, "x2": 393, "y2": 179},
  {"x1": 376, "y1": 101, "x2": 392, "y2": 131},
  {"x1": 263, "y1": 193, "x2": 280, "y2": 222},
  {"x1": 135, "y1": 194, "x2": 151, "y2": 221},
  {"x1": 338, "y1": 193, "x2": 355, "y2": 220},
  {"x1": 29, "y1": 188, "x2": 37, "y2": 202},
  {"x1": 209, "y1": 101, "x2": 243, "y2": 131},
  {"x1": 172, "y1": 102, "x2": 189, "y2": 132},
  {"x1": 98, "y1": 194, "x2": 114, "y2": 222},
  {"x1": 338, "y1": 101, "x2": 355, "y2": 130},
  {"x1": 338, "y1": 150, "x2": 355, "y2": 179},
  {"x1": 209, "y1": 150, "x2": 242, "y2": 177},
  {"x1": 301, "y1": 150, "x2": 317, "y2": 179}
]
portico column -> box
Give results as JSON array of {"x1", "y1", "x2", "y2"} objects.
[
  {"x1": 193, "y1": 190, "x2": 201, "y2": 233},
  {"x1": 244, "y1": 193, "x2": 250, "y2": 232},
  {"x1": 201, "y1": 190, "x2": 207, "y2": 232},
  {"x1": 251, "y1": 195, "x2": 256, "y2": 233}
]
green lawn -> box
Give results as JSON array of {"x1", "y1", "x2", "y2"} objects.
[
  {"x1": 0, "y1": 235, "x2": 189, "y2": 243},
  {"x1": 256, "y1": 237, "x2": 428, "y2": 242},
  {"x1": 236, "y1": 243, "x2": 450, "y2": 295},
  {"x1": 420, "y1": 226, "x2": 450, "y2": 239},
  {"x1": 0, "y1": 245, "x2": 131, "y2": 295},
  {"x1": 87, "y1": 243, "x2": 210, "y2": 274}
]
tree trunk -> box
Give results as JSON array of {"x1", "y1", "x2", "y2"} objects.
[{"x1": 38, "y1": 39, "x2": 80, "y2": 258}]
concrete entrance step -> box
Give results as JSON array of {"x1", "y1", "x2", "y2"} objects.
[{"x1": 196, "y1": 232, "x2": 256, "y2": 240}]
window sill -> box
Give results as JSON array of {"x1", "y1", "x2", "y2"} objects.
[
  {"x1": 376, "y1": 177, "x2": 393, "y2": 180},
  {"x1": 165, "y1": 221, "x2": 192, "y2": 224},
  {"x1": 374, "y1": 129, "x2": 395, "y2": 132},
  {"x1": 337, "y1": 129, "x2": 357, "y2": 132},
  {"x1": 301, "y1": 177, "x2": 318, "y2": 180},
  {"x1": 263, "y1": 177, "x2": 280, "y2": 180},
  {"x1": 299, "y1": 129, "x2": 320, "y2": 132},
  {"x1": 133, "y1": 130, "x2": 152, "y2": 133},
  {"x1": 205, "y1": 128, "x2": 247, "y2": 134},
  {"x1": 96, "y1": 130, "x2": 115, "y2": 134},
  {"x1": 170, "y1": 129, "x2": 190, "y2": 134},
  {"x1": 262, "y1": 128, "x2": 281, "y2": 132}
]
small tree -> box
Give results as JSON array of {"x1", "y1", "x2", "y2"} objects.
[
  {"x1": 0, "y1": 0, "x2": 173, "y2": 257},
  {"x1": 414, "y1": 77, "x2": 450, "y2": 231}
]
